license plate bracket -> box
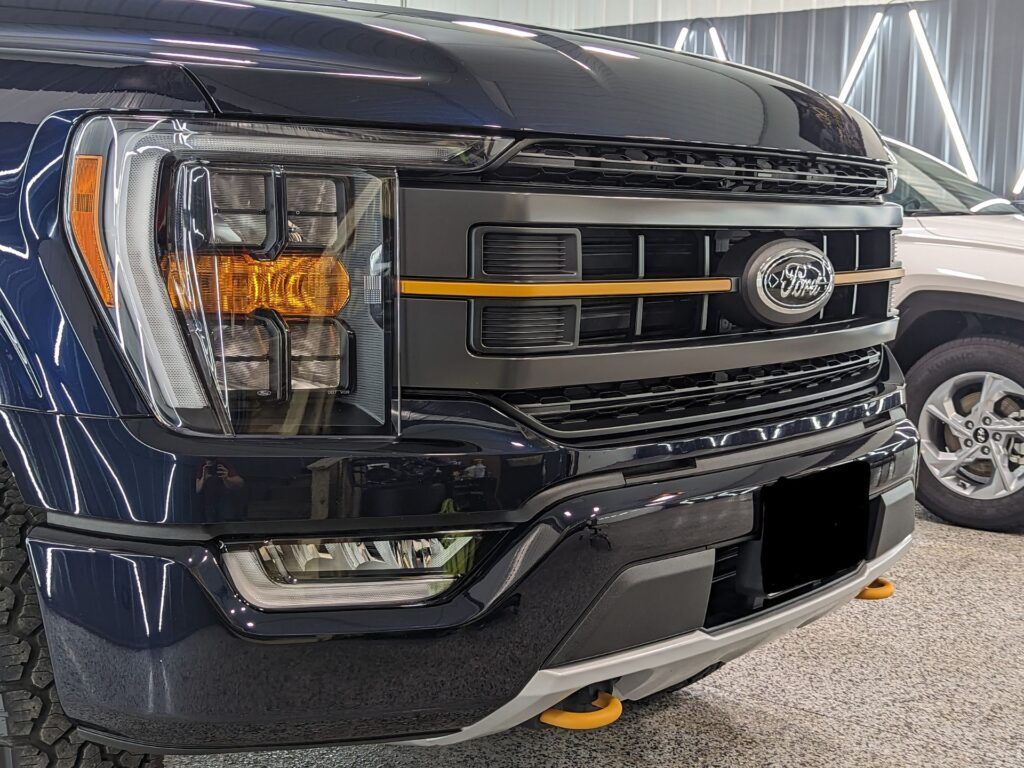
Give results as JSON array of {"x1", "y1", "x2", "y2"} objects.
[{"x1": 750, "y1": 462, "x2": 870, "y2": 597}]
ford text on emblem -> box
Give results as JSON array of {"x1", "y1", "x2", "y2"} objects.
[{"x1": 742, "y1": 239, "x2": 835, "y2": 326}]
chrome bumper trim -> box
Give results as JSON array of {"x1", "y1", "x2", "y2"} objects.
[{"x1": 408, "y1": 533, "x2": 912, "y2": 746}]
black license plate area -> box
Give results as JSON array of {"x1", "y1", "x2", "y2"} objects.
[{"x1": 759, "y1": 462, "x2": 870, "y2": 596}]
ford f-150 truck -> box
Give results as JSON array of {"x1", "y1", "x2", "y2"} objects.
[{"x1": 0, "y1": 2, "x2": 917, "y2": 765}]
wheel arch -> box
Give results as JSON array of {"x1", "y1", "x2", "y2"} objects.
[{"x1": 894, "y1": 291, "x2": 1024, "y2": 373}]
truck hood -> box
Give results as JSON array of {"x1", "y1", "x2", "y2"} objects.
[{"x1": 1, "y1": 0, "x2": 888, "y2": 160}]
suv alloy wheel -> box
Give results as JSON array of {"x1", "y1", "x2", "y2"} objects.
[{"x1": 909, "y1": 337, "x2": 1024, "y2": 531}]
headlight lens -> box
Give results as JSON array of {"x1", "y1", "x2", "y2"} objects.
[
  {"x1": 222, "y1": 532, "x2": 496, "y2": 609},
  {"x1": 65, "y1": 117, "x2": 510, "y2": 435}
]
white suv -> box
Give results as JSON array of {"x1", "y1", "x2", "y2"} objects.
[{"x1": 890, "y1": 140, "x2": 1024, "y2": 531}]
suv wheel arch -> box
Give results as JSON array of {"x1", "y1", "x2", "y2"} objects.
[{"x1": 894, "y1": 291, "x2": 1024, "y2": 372}]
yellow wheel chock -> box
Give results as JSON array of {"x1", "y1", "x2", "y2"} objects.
[
  {"x1": 539, "y1": 691, "x2": 623, "y2": 730},
  {"x1": 856, "y1": 576, "x2": 894, "y2": 600}
]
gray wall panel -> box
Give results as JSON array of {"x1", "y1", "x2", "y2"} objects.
[{"x1": 593, "y1": 0, "x2": 1024, "y2": 196}]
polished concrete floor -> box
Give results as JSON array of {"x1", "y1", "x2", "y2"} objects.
[{"x1": 171, "y1": 507, "x2": 1024, "y2": 767}]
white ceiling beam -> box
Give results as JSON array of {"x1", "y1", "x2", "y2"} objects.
[
  {"x1": 707, "y1": 25, "x2": 729, "y2": 59},
  {"x1": 672, "y1": 25, "x2": 690, "y2": 51},
  {"x1": 837, "y1": 11, "x2": 883, "y2": 102},
  {"x1": 908, "y1": 7, "x2": 978, "y2": 182},
  {"x1": 1013, "y1": 167, "x2": 1024, "y2": 196},
  {"x1": 357, "y1": 1, "x2": 939, "y2": 28}
]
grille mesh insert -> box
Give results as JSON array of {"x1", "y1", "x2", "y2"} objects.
[
  {"x1": 499, "y1": 347, "x2": 883, "y2": 438},
  {"x1": 479, "y1": 305, "x2": 573, "y2": 350},
  {"x1": 481, "y1": 231, "x2": 572, "y2": 276},
  {"x1": 491, "y1": 141, "x2": 890, "y2": 200}
]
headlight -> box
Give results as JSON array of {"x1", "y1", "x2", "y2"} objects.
[
  {"x1": 222, "y1": 531, "x2": 498, "y2": 609},
  {"x1": 65, "y1": 116, "x2": 510, "y2": 436}
]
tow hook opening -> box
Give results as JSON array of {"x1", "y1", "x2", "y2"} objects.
[
  {"x1": 538, "y1": 682, "x2": 623, "y2": 731},
  {"x1": 856, "y1": 576, "x2": 895, "y2": 600}
]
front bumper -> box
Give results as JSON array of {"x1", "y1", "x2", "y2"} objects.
[
  {"x1": 415, "y1": 520, "x2": 912, "y2": 745},
  {"x1": 26, "y1": 412, "x2": 917, "y2": 752}
]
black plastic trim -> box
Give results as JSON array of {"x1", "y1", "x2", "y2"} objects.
[
  {"x1": 401, "y1": 186, "x2": 901, "y2": 279},
  {"x1": 546, "y1": 548, "x2": 717, "y2": 666},
  {"x1": 897, "y1": 290, "x2": 1024, "y2": 331},
  {"x1": 45, "y1": 471, "x2": 625, "y2": 542},
  {"x1": 403, "y1": 302, "x2": 897, "y2": 389}
]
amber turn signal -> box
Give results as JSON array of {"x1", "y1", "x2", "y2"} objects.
[
  {"x1": 69, "y1": 155, "x2": 115, "y2": 307},
  {"x1": 165, "y1": 252, "x2": 350, "y2": 317}
]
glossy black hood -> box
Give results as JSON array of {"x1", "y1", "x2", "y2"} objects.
[{"x1": 0, "y1": 0, "x2": 888, "y2": 160}]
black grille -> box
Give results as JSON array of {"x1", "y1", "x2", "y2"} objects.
[
  {"x1": 478, "y1": 305, "x2": 574, "y2": 351},
  {"x1": 490, "y1": 141, "x2": 890, "y2": 200},
  {"x1": 499, "y1": 347, "x2": 883, "y2": 438},
  {"x1": 579, "y1": 299, "x2": 635, "y2": 344},
  {"x1": 473, "y1": 228, "x2": 890, "y2": 282},
  {"x1": 479, "y1": 229, "x2": 575, "y2": 276},
  {"x1": 469, "y1": 227, "x2": 893, "y2": 355},
  {"x1": 704, "y1": 543, "x2": 854, "y2": 628},
  {"x1": 580, "y1": 228, "x2": 636, "y2": 279},
  {"x1": 704, "y1": 545, "x2": 748, "y2": 628}
]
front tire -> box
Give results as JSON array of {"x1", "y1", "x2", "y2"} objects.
[
  {"x1": 0, "y1": 459, "x2": 161, "y2": 768},
  {"x1": 907, "y1": 336, "x2": 1024, "y2": 532}
]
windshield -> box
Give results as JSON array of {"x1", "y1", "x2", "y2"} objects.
[{"x1": 885, "y1": 142, "x2": 1018, "y2": 216}]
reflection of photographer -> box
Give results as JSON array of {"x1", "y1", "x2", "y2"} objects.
[
  {"x1": 453, "y1": 459, "x2": 497, "y2": 511},
  {"x1": 195, "y1": 459, "x2": 246, "y2": 518},
  {"x1": 463, "y1": 459, "x2": 488, "y2": 479}
]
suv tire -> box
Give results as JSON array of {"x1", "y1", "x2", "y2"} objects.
[
  {"x1": 0, "y1": 458, "x2": 161, "y2": 768},
  {"x1": 907, "y1": 336, "x2": 1024, "y2": 532}
]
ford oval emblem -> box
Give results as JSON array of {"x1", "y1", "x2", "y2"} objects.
[{"x1": 743, "y1": 239, "x2": 835, "y2": 325}]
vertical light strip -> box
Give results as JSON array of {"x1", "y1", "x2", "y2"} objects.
[
  {"x1": 1012, "y1": 167, "x2": 1024, "y2": 196},
  {"x1": 838, "y1": 11, "x2": 884, "y2": 102},
  {"x1": 707, "y1": 26, "x2": 728, "y2": 61},
  {"x1": 908, "y1": 8, "x2": 979, "y2": 182},
  {"x1": 673, "y1": 25, "x2": 690, "y2": 52}
]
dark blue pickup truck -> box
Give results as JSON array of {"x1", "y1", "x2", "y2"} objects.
[{"x1": 0, "y1": 1, "x2": 917, "y2": 765}]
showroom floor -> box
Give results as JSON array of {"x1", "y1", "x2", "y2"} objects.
[{"x1": 171, "y1": 507, "x2": 1024, "y2": 768}]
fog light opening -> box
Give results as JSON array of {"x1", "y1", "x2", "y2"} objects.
[{"x1": 221, "y1": 530, "x2": 500, "y2": 610}]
